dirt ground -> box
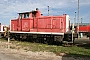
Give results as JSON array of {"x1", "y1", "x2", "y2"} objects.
[{"x1": 0, "y1": 40, "x2": 62, "y2": 60}]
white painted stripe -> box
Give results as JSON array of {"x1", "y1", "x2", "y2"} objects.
[
  {"x1": 51, "y1": 17, "x2": 52, "y2": 29},
  {"x1": 66, "y1": 15, "x2": 70, "y2": 32},
  {"x1": 10, "y1": 20, "x2": 11, "y2": 31},
  {"x1": 1, "y1": 25, "x2": 4, "y2": 32},
  {"x1": 79, "y1": 31, "x2": 88, "y2": 32},
  {"x1": 59, "y1": 18, "x2": 61, "y2": 29},
  {"x1": 0, "y1": 31, "x2": 4, "y2": 33},
  {"x1": 10, "y1": 31, "x2": 64, "y2": 35}
]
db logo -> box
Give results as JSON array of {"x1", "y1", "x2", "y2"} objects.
[{"x1": 24, "y1": 22, "x2": 28, "y2": 27}]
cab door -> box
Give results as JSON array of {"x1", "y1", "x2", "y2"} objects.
[{"x1": 22, "y1": 19, "x2": 30, "y2": 32}]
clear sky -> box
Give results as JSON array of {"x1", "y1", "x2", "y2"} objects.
[{"x1": 0, "y1": 0, "x2": 90, "y2": 25}]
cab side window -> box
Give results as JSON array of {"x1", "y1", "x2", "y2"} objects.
[
  {"x1": 20, "y1": 14, "x2": 22, "y2": 19},
  {"x1": 24, "y1": 13, "x2": 29, "y2": 18}
]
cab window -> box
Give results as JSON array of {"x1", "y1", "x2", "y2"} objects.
[
  {"x1": 24, "y1": 13, "x2": 29, "y2": 18},
  {"x1": 20, "y1": 14, "x2": 22, "y2": 19}
]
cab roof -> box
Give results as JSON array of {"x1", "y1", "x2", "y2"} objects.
[{"x1": 18, "y1": 11, "x2": 31, "y2": 14}]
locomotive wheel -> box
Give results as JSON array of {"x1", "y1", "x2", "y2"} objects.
[
  {"x1": 38, "y1": 38, "x2": 43, "y2": 43},
  {"x1": 14, "y1": 37, "x2": 17, "y2": 40},
  {"x1": 43, "y1": 38, "x2": 48, "y2": 44},
  {"x1": 43, "y1": 40, "x2": 48, "y2": 44}
]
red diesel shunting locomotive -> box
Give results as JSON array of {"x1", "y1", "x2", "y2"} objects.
[{"x1": 10, "y1": 8, "x2": 78, "y2": 44}]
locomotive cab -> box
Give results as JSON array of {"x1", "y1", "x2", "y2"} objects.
[{"x1": 16, "y1": 8, "x2": 42, "y2": 31}]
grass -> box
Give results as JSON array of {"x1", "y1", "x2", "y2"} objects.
[{"x1": 0, "y1": 38, "x2": 90, "y2": 57}]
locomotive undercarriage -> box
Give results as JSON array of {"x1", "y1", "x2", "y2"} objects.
[
  {"x1": 10, "y1": 33, "x2": 64, "y2": 45},
  {"x1": 10, "y1": 32, "x2": 78, "y2": 45}
]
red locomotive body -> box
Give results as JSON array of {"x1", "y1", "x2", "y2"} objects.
[
  {"x1": 79, "y1": 25, "x2": 90, "y2": 32},
  {"x1": 79, "y1": 25, "x2": 90, "y2": 38},
  {"x1": 10, "y1": 8, "x2": 77, "y2": 44},
  {"x1": 11, "y1": 10, "x2": 70, "y2": 33}
]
